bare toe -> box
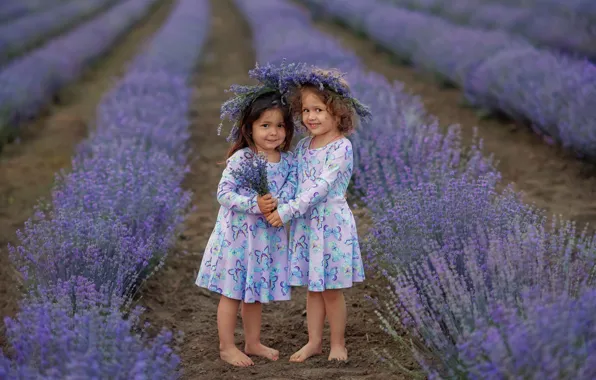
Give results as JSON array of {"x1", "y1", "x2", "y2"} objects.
[
  {"x1": 328, "y1": 345, "x2": 348, "y2": 361},
  {"x1": 289, "y1": 342, "x2": 322, "y2": 363},
  {"x1": 221, "y1": 347, "x2": 254, "y2": 367},
  {"x1": 245, "y1": 343, "x2": 280, "y2": 361}
]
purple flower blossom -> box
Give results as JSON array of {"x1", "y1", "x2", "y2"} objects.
[
  {"x1": 374, "y1": 217, "x2": 596, "y2": 377},
  {"x1": 0, "y1": 0, "x2": 66, "y2": 23},
  {"x1": 0, "y1": 280, "x2": 181, "y2": 379},
  {"x1": 0, "y1": 0, "x2": 117, "y2": 67},
  {"x1": 381, "y1": 0, "x2": 596, "y2": 60},
  {"x1": 229, "y1": 151, "x2": 270, "y2": 196},
  {"x1": 364, "y1": 173, "x2": 543, "y2": 272},
  {"x1": 458, "y1": 289, "x2": 596, "y2": 380},
  {"x1": 0, "y1": 0, "x2": 160, "y2": 148}
]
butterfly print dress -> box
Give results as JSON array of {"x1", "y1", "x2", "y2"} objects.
[
  {"x1": 196, "y1": 148, "x2": 297, "y2": 303},
  {"x1": 277, "y1": 137, "x2": 365, "y2": 292}
]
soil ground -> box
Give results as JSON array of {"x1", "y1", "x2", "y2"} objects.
[{"x1": 0, "y1": 0, "x2": 174, "y2": 351}]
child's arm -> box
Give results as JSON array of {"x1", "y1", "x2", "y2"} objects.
[
  {"x1": 216, "y1": 152, "x2": 264, "y2": 214},
  {"x1": 276, "y1": 152, "x2": 298, "y2": 204},
  {"x1": 276, "y1": 142, "x2": 352, "y2": 224}
]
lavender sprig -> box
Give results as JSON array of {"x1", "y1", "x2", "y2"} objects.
[{"x1": 229, "y1": 151, "x2": 270, "y2": 196}]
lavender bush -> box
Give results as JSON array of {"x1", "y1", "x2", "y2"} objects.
[
  {"x1": 2, "y1": 0, "x2": 209, "y2": 376},
  {"x1": 488, "y1": 0, "x2": 596, "y2": 25},
  {"x1": 0, "y1": 0, "x2": 117, "y2": 67},
  {"x1": 0, "y1": 0, "x2": 69, "y2": 24},
  {"x1": 299, "y1": 0, "x2": 596, "y2": 161},
  {"x1": 379, "y1": 219, "x2": 596, "y2": 377},
  {"x1": 9, "y1": 141, "x2": 191, "y2": 300},
  {"x1": 0, "y1": 278, "x2": 181, "y2": 379},
  {"x1": 89, "y1": 72, "x2": 193, "y2": 164},
  {"x1": 0, "y1": 0, "x2": 159, "y2": 151},
  {"x1": 234, "y1": 0, "x2": 596, "y2": 377},
  {"x1": 365, "y1": 173, "x2": 543, "y2": 271},
  {"x1": 458, "y1": 289, "x2": 596, "y2": 380},
  {"x1": 381, "y1": 0, "x2": 596, "y2": 60}
]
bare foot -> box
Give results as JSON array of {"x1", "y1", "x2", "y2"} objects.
[
  {"x1": 289, "y1": 341, "x2": 322, "y2": 362},
  {"x1": 220, "y1": 346, "x2": 254, "y2": 367},
  {"x1": 328, "y1": 345, "x2": 348, "y2": 361},
  {"x1": 245, "y1": 342, "x2": 280, "y2": 361}
]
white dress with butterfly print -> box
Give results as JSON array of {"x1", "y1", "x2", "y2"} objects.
[
  {"x1": 277, "y1": 136, "x2": 365, "y2": 292},
  {"x1": 195, "y1": 148, "x2": 296, "y2": 303}
]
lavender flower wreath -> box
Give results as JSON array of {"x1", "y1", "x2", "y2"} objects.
[{"x1": 218, "y1": 60, "x2": 372, "y2": 142}]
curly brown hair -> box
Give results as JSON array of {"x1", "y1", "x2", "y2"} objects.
[{"x1": 289, "y1": 81, "x2": 357, "y2": 135}]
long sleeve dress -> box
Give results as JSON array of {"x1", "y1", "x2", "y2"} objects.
[
  {"x1": 277, "y1": 136, "x2": 365, "y2": 292},
  {"x1": 195, "y1": 148, "x2": 296, "y2": 303}
]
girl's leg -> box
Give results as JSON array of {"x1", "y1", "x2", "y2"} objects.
[
  {"x1": 322, "y1": 289, "x2": 348, "y2": 361},
  {"x1": 289, "y1": 290, "x2": 325, "y2": 362},
  {"x1": 241, "y1": 301, "x2": 279, "y2": 361},
  {"x1": 218, "y1": 296, "x2": 254, "y2": 367}
]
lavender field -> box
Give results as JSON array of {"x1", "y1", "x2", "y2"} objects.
[
  {"x1": 299, "y1": 0, "x2": 596, "y2": 160},
  {"x1": 0, "y1": 0, "x2": 595, "y2": 378}
]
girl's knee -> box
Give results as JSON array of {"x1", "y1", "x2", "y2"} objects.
[
  {"x1": 219, "y1": 296, "x2": 241, "y2": 315},
  {"x1": 307, "y1": 290, "x2": 324, "y2": 299},
  {"x1": 220, "y1": 295, "x2": 240, "y2": 305},
  {"x1": 241, "y1": 301, "x2": 262, "y2": 311},
  {"x1": 322, "y1": 289, "x2": 343, "y2": 302}
]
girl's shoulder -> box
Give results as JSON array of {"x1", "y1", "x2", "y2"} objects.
[
  {"x1": 279, "y1": 150, "x2": 295, "y2": 171},
  {"x1": 227, "y1": 147, "x2": 253, "y2": 164},
  {"x1": 336, "y1": 136, "x2": 352, "y2": 149},
  {"x1": 295, "y1": 136, "x2": 311, "y2": 151},
  {"x1": 280, "y1": 150, "x2": 292, "y2": 160},
  {"x1": 324, "y1": 137, "x2": 352, "y2": 162},
  {"x1": 327, "y1": 137, "x2": 352, "y2": 154}
]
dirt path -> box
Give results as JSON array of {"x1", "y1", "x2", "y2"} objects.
[
  {"x1": 0, "y1": 0, "x2": 174, "y2": 350},
  {"x1": 139, "y1": 0, "x2": 410, "y2": 379},
  {"x1": 305, "y1": 10, "x2": 596, "y2": 226}
]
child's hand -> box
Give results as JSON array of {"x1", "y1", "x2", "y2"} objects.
[
  {"x1": 266, "y1": 210, "x2": 283, "y2": 227},
  {"x1": 257, "y1": 194, "x2": 276, "y2": 214}
]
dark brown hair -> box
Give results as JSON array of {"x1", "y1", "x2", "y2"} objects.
[
  {"x1": 289, "y1": 83, "x2": 356, "y2": 135},
  {"x1": 226, "y1": 91, "x2": 294, "y2": 159}
]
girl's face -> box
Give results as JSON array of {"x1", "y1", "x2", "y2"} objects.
[
  {"x1": 301, "y1": 89, "x2": 340, "y2": 138},
  {"x1": 251, "y1": 108, "x2": 287, "y2": 153}
]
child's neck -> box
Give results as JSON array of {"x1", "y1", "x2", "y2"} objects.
[
  {"x1": 256, "y1": 148, "x2": 281, "y2": 163},
  {"x1": 310, "y1": 131, "x2": 343, "y2": 149}
]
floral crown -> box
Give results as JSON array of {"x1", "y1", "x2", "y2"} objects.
[{"x1": 218, "y1": 60, "x2": 372, "y2": 142}]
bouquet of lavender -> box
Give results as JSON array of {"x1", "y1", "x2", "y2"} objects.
[{"x1": 230, "y1": 151, "x2": 270, "y2": 196}]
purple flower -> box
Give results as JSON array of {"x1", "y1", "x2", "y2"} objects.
[
  {"x1": 0, "y1": 0, "x2": 116, "y2": 67},
  {"x1": 0, "y1": 281, "x2": 181, "y2": 379},
  {"x1": 459, "y1": 290, "x2": 596, "y2": 380},
  {"x1": 0, "y1": 0, "x2": 160, "y2": 147},
  {"x1": 229, "y1": 151, "x2": 270, "y2": 196}
]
